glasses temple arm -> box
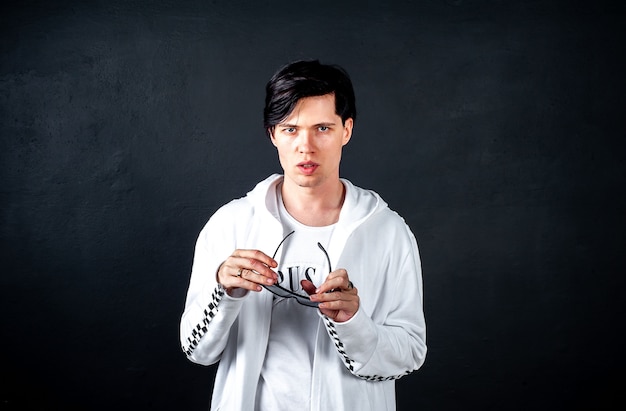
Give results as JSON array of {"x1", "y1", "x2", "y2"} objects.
[
  {"x1": 272, "y1": 230, "x2": 295, "y2": 259},
  {"x1": 317, "y1": 242, "x2": 332, "y2": 273}
]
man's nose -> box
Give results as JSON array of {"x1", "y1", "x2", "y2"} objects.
[{"x1": 298, "y1": 130, "x2": 314, "y2": 153}]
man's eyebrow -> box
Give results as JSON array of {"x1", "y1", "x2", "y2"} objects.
[{"x1": 277, "y1": 122, "x2": 337, "y2": 128}]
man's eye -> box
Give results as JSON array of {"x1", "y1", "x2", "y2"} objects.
[
  {"x1": 318, "y1": 126, "x2": 329, "y2": 132},
  {"x1": 283, "y1": 128, "x2": 296, "y2": 133}
]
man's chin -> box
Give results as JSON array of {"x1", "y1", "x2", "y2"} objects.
[{"x1": 287, "y1": 174, "x2": 320, "y2": 188}]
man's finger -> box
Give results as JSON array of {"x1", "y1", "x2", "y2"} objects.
[{"x1": 301, "y1": 279, "x2": 317, "y2": 295}]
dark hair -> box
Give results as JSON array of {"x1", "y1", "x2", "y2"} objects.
[{"x1": 263, "y1": 60, "x2": 357, "y2": 136}]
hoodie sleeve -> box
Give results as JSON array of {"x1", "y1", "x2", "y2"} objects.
[
  {"x1": 179, "y1": 204, "x2": 249, "y2": 365},
  {"x1": 321, "y1": 222, "x2": 427, "y2": 380}
]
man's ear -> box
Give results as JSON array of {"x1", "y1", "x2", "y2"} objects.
[
  {"x1": 342, "y1": 118, "x2": 353, "y2": 146},
  {"x1": 268, "y1": 127, "x2": 277, "y2": 146}
]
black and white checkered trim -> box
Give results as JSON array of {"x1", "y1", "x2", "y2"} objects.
[
  {"x1": 322, "y1": 316, "x2": 413, "y2": 381},
  {"x1": 182, "y1": 284, "x2": 225, "y2": 357}
]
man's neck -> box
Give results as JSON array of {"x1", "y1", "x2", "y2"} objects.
[{"x1": 280, "y1": 178, "x2": 345, "y2": 227}]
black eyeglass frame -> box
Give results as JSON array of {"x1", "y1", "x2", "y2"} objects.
[{"x1": 262, "y1": 231, "x2": 332, "y2": 308}]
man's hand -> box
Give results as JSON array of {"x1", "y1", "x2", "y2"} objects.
[
  {"x1": 217, "y1": 250, "x2": 278, "y2": 295},
  {"x1": 302, "y1": 269, "x2": 359, "y2": 322}
]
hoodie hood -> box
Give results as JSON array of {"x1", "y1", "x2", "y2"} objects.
[
  {"x1": 244, "y1": 174, "x2": 387, "y2": 231},
  {"x1": 244, "y1": 174, "x2": 388, "y2": 269}
]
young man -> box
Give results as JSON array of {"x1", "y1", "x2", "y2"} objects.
[{"x1": 180, "y1": 60, "x2": 427, "y2": 410}]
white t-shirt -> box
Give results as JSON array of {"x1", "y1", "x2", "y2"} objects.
[{"x1": 255, "y1": 189, "x2": 334, "y2": 411}]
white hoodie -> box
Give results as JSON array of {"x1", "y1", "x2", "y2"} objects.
[{"x1": 180, "y1": 174, "x2": 427, "y2": 410}]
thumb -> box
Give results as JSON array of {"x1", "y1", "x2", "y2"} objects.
[{"x1": 301, "y1": 279, "x2": 316, "y2": 296}]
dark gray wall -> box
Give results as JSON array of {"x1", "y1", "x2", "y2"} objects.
[{"x1": 2, "y1": 1, "x2": 624, "y2": 410}]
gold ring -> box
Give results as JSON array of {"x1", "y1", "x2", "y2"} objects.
[{"x1": 237, "y1": 268, "x2": 243, "y2": 277}]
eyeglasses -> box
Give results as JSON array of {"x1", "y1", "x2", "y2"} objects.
[{"x1": 262, "y1": 230, "x2": 332, "y2": 308}]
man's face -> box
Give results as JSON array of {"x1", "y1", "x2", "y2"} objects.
[{"x1": 269, "y1": 93, "x2": 353, "y2": 190}]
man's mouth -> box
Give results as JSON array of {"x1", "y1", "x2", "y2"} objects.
[{"x1": 297, "y1": 162, "x2": 319, "y2": 174}]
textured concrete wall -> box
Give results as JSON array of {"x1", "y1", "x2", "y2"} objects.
[{"x1": 1, "y1": 1, "x2": 624, "y2": 409}]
